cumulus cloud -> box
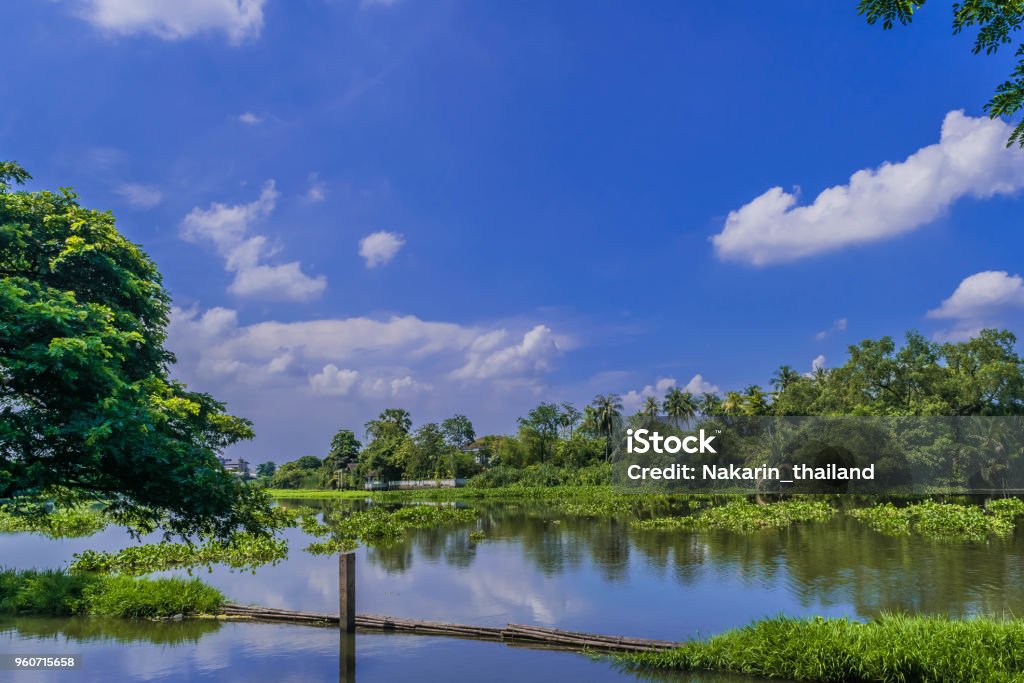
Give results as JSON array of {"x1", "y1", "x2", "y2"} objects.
[
  {"x1": 359, "y1": 231, "x2": 405, "y2": 268},
  {"x1": 169, "y1": 308, "x2": 562, "y2": 389},
  {"x1": 928, "y1": 271, "x2": 1024, "y2": 341},
  {"x1": 77, "y1": 0, "x2": 266, "y2": 44},
  {"x1": 181, "y1": 181, "x2": 327, "y2": 301},
  {"x1": 450, "y1": 325, "x2": 562, "y2": 381},
  {"x1": 361, "y1": 375, "x2": 433, "y2": 398},
  {"x1": 620, "y1": 375, "x2": 721, "y2": 414},
  {"x1": 802, "y1": 355, "x2": 827, "y2": 378},
  {"x1": 712, "y1": 111, "x2": 1024, "y2": 265},
  {"x1": 309, "y1": 365, "x2": 360, "y2": 396},
  {"x1": 238, "y1": 112, "x2": 262, "y2": 125},
  {"x1": 815, "y1": 317, "x2": 848, "y2": 341},
  {"x1": 115, "y1": 183, "x2": 162, "y2": 209}
]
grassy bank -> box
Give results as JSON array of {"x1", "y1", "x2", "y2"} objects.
[
  {"x1": 0, "y1": 569, "x2": 224, "y2": 618},
  {"x1": 620, "y1": 614, "x2": 1024, "y2": 682}
]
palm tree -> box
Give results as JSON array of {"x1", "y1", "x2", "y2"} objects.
[
  {"x1": 699, "y1": 392, "x2": 722, "y2": 417},
  {"x1": 591, "y1": 393, "x2": 623, "y2": 460},
  {"x1": 722, "y1": 391, "x2": 745, "y2": 416},
  {"x1": 663, "y1": 388, "x2": 698, "y2": 429},
  {"x1": 640, "y1": 396, "x2": 660, "y2": 425},
  {"x1": 771, "y1": 365, "x2": 801, "y2": 393},
  {"x1": 744, "y1": 385, "x2": 769, "y2": 415},
  {"x1": 558, "y1": 402, "x2": 582, "y2": 438}
]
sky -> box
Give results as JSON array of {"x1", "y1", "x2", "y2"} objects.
[{"x1": 3, "y1": 1, "x2": 1024, "y2": 462}]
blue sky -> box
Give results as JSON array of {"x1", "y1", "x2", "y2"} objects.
[{"x1": 4, "y1": 1, "x2": 1024, "y2": 461}]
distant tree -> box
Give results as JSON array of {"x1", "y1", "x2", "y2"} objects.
[
  {"x1": 859, "y1": 0, "x2": 1024, "y2": 147},
  {"x1": 641, "y1": 396, "x2": 661, "y2": 422},
  {"x1": 591, "y1": 393, "x2": 623, "y2": 460},
  {"x1": 0, "y1": 162, "x2": 271, "y2": 540},
  {"x1": 270, "y1": 456, "x2": 323, "y2": 489},
  {"x1": 771, "y1": 365, "x2": 801, "y2": 393},
  {"x1": 722, "y1": 391, "x2": 746, "y2": 416},
  {"x1": 699, "y1": 393, "x2": 723, "y2": 417},
  {"x1": 255, "y1": 462, "x2": 277, "y2": 478},
  {"x1": 360, "y1": 409, "x2": 413, "y2": 482},
  {"x1": 441, "y1": 414, "x2": 476, "y2": 449},
  {"x1": 366, "y1": 408, "x2": 412, "y2": 440},
  {"x1": 743, "y1": 385, "x2": 770, "y2": 416},
  {"x1": 663, "y1": 388, "x2": 698, "y2": 429},
  {"x1": 517, "y1": 402, "x2": 562, "y2": 462},
  {"x1": 320, "y1": 429, "x2": 361, "y2": 489},
  {"x1": 558, "y1": 402, "x2": 582, "y2": 438}
]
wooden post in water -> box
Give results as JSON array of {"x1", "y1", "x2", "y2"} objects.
[{"x1": 339, "y1": 552, "x2": 355, "y2": 633}]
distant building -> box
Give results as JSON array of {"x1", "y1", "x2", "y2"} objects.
[
  {"x1": 219, "y1": 457, "x2": 251, "y2": 479},
  {"x1": 460, "y1": 439, "x2": 490, "y2": 466}
]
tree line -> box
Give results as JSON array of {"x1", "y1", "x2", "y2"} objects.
[{"x1": 263, "y1": 329, "x2": 1024, "y2": 489}]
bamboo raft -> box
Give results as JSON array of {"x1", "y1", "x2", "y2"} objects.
[{"x1": 220, "y1": 603, "x2": 679, "y2": 653}]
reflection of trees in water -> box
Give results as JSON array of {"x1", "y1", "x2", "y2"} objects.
[
  {"x1": 2, "y1": 616, "x2": 221, "y2": 645},
  {"x1": 302, "y1": 498, "x2": 1024, "y2": 619}
]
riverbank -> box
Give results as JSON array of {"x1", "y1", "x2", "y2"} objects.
[{"x1": 619, "y1": 614, "x2": 1024, "y2": 682}]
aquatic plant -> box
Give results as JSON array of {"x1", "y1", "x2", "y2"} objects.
[
  {"x1": 0, "y1": 506, "x2": 108, "y2": 538},
  {"x1": 0, "y1": 569, "x2": 224, "y2": 618},
  {"x1": 303, "y1": 505, "x2": 477, "y2": 555},
  {"x1": 631, "y1": 500, "x2": 834, "y2": 533},
  {"x1": 620, "y1": 614, "x2": 1024, "y2": 682},
  {"x1": 849, "y1": 499, "x2": 1024, "y2": 542},
  {"x1": 68, "y1": 533, "x2": 288, "y2": 575}
]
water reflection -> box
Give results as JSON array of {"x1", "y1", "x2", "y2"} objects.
[{"x1": 3, "y1": 497, "x2": 1023, "y2": 681}]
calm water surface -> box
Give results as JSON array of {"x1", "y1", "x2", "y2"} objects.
[{"x1": 2, "y1": 497, "x2": 1023, "y2": 682}]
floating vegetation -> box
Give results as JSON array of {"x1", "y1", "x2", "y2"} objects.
[
  {"x1": 303, "y1": 505, "x2": 477, "y2": 555},
  {"x1": 631, "y1": 500, "x2": 834, "y2": 533},
  {"x1": 849, "y1": 499, "x2": 1024, "y2": 542},
  {"x1": 68, "y1": 533, "x2": 288, "y2": 575},
  {"x1": 0, "y1": 569, "x2": 224, "y2": 618},
  {"x1": 619, "y1": 614, "x2": 1024, "y2": 682},
  {"x1": 468, "y1": 531, "x2": 486, "y2": 543},
  {"x1": 0, "y1": 506, "x2": 108, "y2": 538}
]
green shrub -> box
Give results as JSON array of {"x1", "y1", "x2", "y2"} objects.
[{"x1": 0, "y1": 569, "x2": 224, "y2": 618}]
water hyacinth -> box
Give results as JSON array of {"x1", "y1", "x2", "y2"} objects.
[
  {"x1": 849, "y1": 499, "x2": 1024, "y2": 542},
  {"x1": 69, "y1": 533, "x2": 288, "y2": 575},
  {"x1": 631, "y1": 500, "x2": 834, "y2": 533},
  {"x1": 303, "y1": 505, "x2": 477, "y2": 555}
]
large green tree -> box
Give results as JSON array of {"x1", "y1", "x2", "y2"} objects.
[
  {"x1": 0, "y1": 163, "x2": 272, "y2": 538},
  {"x1": 859, "y1": 0, "x2": 1024, "y2": 146}
]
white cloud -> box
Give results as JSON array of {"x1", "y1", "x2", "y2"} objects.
[
  {"x1": 309, "y1": 365, "x2": 360, "y2": 396},
  {"x1": 815, "y1": 317, "x2": 848, "y2": 341},
  {"x1": 620, "y1": 375, "x2": 720, "y2": 414},
  {"x1": 238, "y1": 112, "x2": 262, "y2": 125},
  {"x1": 712, "y1": 111, "x2": 1024, "y2": 265},
  {"x1": 803, "y1": 355, "x2": 827, "y2": 378},
  {"x1": 451, "y1": 325, "x2": 561, "y2": 381},
  {"x1": 361, "y1": 375, "x2": 433, "y2": 398},
  {"x1": 359, "y1": 231, "x2": 405, "y2": 268},
  {"x1": 78, "y1": 0, "x2": 266, "y2": 44},
  {"x1": 306, "y1": 173, "x2": 326, "y2": 202},
  {"x1": 928, "y1": 270, "x2": 1024, "y2": 341},
  {"x1": 115, "y1": 182, "x2": 162, "y2": 209},
  {"x1": 181, "y1": 181, "x2": 327, "y2": 301},
  {"x1": 169, "y1": 308, "x2": 561, "y2": 389}
]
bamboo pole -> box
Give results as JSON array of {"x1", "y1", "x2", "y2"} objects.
[{"x1": 219, "y1": 603, "x2": 679, "y2": 653}]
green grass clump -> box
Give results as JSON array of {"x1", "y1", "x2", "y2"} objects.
[
  {"x1": 849, "y1": 499, "x2": 1024, "y2": 542},
  {"x1": 632, "y1": 500, "x2": 833, "y2": 533},
  {"x1": 0, "y1": 569, "x2": 224, "y2": 618},
  {"x1": 621, "y1": 614, "x2": 1024, "y2": 682},
  {"x1": 0, "y1": 506, "x2": 108, "y2": 538},
  {"x1": 82, "y1": 576, "x2": 224, "y2": 618},
  {"x1": 69, "y1": 533, "x2": 287, "y2": 575}
]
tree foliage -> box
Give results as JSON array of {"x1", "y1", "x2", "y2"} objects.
[
  {"x1": 858, "y1": 0, "x2": 1024, "y2": 146},
  {"x1": 0, "y1": 163, "x2": 272, "y2": 539}
]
